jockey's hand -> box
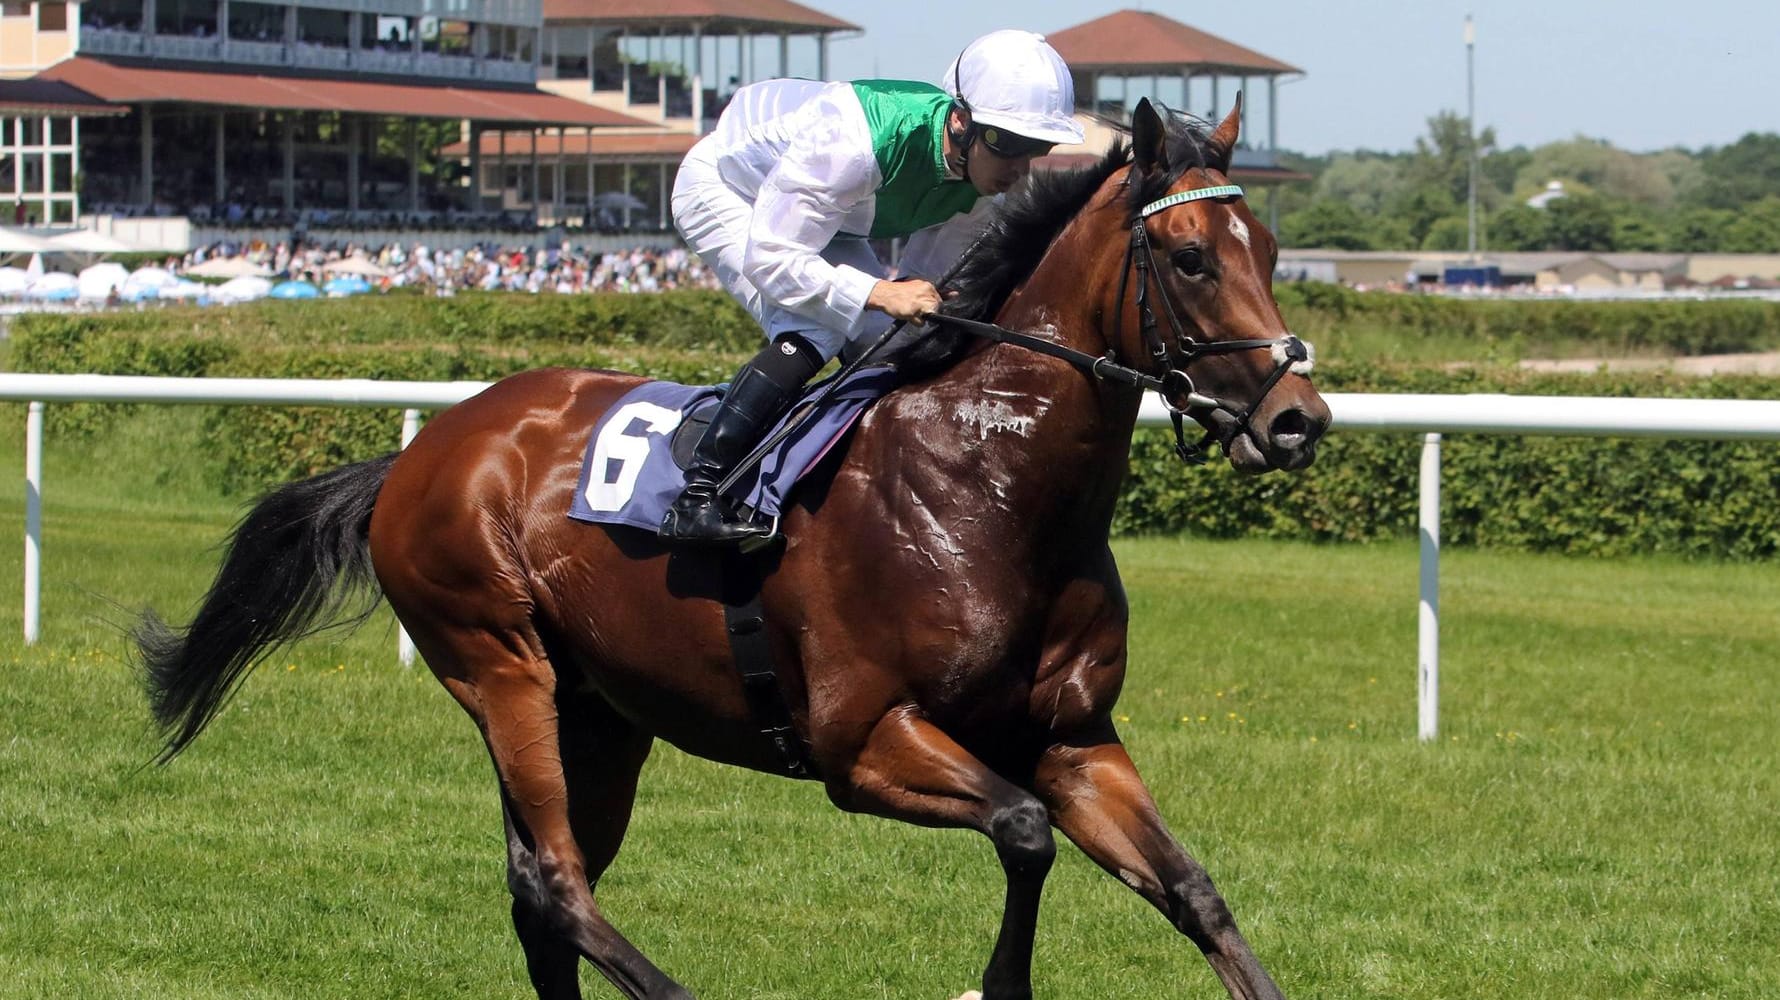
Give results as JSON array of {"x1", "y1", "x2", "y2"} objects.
[{"x1": 868, "y1": 279, "x2": 942, "y2": 324}]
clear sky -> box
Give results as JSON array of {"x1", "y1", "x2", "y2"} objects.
[{"x1": 765, "y1": 0, "x2": 1780, "y2": 156}]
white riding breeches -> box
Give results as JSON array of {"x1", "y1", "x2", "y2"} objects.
[{"x1": 672, "y1": 154, "x2": 894, "y2": 362}]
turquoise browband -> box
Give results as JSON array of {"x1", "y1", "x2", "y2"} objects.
[{"x1": 1140, "y1": 184, "x2": 1245, "y2": 218}]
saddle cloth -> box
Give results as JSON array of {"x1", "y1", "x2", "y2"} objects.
[{"x1": 568, "y1": 365, "x2": 902, "y2": 533}]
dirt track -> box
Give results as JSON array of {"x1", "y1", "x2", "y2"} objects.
[{"x1": 1517, "y1": 351, "x2": 1780, "y2": 375}]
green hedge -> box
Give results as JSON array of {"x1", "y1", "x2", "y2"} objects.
[
  {"x1": 10, "y1": 292, "x2": 1780, "y2": 558},
  {"x1": 1274, "y1": 283, "x2": 1780, "y2": 357},
  {"x1": 1119, "y1": 363, "x2": 1780, "y2": 560}
]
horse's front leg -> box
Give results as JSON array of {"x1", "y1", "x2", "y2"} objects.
[
  {"x1": 826, "y1": 707, "x2": 1055, "y2": 1000},
  {"x1": 1033, "y1": 725, "x2": 1286, "y2": 1000}
]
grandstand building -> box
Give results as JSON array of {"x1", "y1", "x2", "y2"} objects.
[{"x1": 0, "y1": 2, "x2": 1305, "y2": 250}]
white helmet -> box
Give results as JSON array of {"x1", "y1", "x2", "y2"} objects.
[{"x1": 941, "y1": 30, "x2": 1085, "y2": 147}]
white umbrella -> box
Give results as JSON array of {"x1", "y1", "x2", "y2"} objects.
[
  {"x1": 321, "y1": 255, "x2": 390, "y2": 278},
  {"x1": 0, "y1": 266, "x2": 29, "y2": 295},
  {"x1": 157, "y1": 280, "x2": 211, "y2": 301},
  {"x1": 48, "y1": 228, "x2": 137, "y2": 253},
  {"x1": 187, "y1": 256, "x2": 273, "y2": 279},
  {"x1": 77, "y1": 262, "x2": 131, "y2": 300},
  {"x1": 214, "y1": 275, "x2": 272, "y2": 302},
  {"x1": 122, "y1": 266, "x2": 179, "y2": 300},
  {"x1": 0, "y1": 226, "x2": 53, "y2": 254},
  {"x1": 25, "y1": 271, "x2": 79, "y2": 300}
]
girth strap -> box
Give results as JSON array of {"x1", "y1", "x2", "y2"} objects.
[{"x1": 718, "y1": 548, "x2": 816, "y2": 780}]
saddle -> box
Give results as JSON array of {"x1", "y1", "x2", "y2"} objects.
[{"x1": 569, "y1": 365, "x2": 901, "y2": 536}]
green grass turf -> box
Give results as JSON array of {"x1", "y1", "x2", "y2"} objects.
[{"x1": 0, "y1": 408, "x2": 1776, "y2": 998}]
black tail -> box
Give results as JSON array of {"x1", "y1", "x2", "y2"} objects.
[{"x1": 138, "y1": 453, "x2": 399, "y2": 763}]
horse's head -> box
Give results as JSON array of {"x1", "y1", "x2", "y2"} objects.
[{"x1": 1110, "y1": 97, "x2": 1330, "y2": 472}]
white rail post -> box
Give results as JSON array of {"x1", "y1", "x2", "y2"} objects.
[
  {"x1": 396, "y1": 408, "x2": 422, "y2": 667},
  {"x1": 24, "y1": 401, "x2": 43, "y2": 644},
  {"x1": 1418, "y1": 433, "x2": 1441, "y2": 742}
]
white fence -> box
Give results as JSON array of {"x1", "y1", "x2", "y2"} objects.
[{"x1": 6, "y1": 373, "x2": 1780, "y2": 738}]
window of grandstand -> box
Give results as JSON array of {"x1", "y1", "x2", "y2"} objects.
[
  {"x1": 154, "y1": 0, "x2": 216, "y2": 37},
  {"x1": 228, "y1": 2, "x2": 285, "y2": 43},
  {"x1": 80, "y1": 0, "x2": 139, "y2": 31}
]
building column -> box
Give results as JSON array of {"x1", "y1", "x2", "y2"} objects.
[
  {"x1": 1268, "y1": 76, "x2": 1278, "y2": 151},
  {"x1": 778, "y1": 32, "x2": 788, "y2": 77},
  {"x1": 407, "y1": 119, "x2": 420, "y2": 213},
  {"x1": 218, "y1": 0, "x2": 229, "y2": 59},
  {"x1": 213, "y1": 110, "x2": 226, "y2": 205},
  {"x1": 1240, "y1": 76, "x2": 1250, "y2": 138},
  {"x1": 70, "y1": 116, "x2": 81, "y2": 220},
  {"x1": 619, "y1": 28, "x2": 629, "y2": 103},
  {"x1": 585, "y1": 139, "x2": 595, "y2": 223},
  {"x1": 658, "y1": 161, "x2": 667, "y2": 229},
  {"x1": 528, "y1": 129, "x2": 540, "y2": 221},
  {"x1": 691, "y1": 25, "x2": 704, "y2": 133},
  {"x1": 658, "y1": 27, "x2": 667, "y2": 108},
  {"x1": 620, "y1": 162, "x2": 631, "y2": 228},
  {"x1": 466, "y1": 121, "x2": 481, "y2": 213},
  {"x1": 817, "y1": 33, "x2": 827, "y2": 81},
  {"x1": 1211, "y1": 75, "x2": 1220, "y2": 116},
  {"x1": 553, "y1": 127, "x2": 565, "y2": 224},
  {"x1": 138, "y1": 107, "x2": 154, "y2": 208},
  {"x1": 281, "y1": 112, "x2": 295, "y2": 214},
  {"x1": 345, "y1": 117, "x2": 359, "y2": 213}
]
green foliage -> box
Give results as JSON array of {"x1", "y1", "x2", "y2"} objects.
[
  {"x1": 1693, "y1": 132, "x2": 1780, "y2": 210},
  {"x1": 1284, "y1": 120, "x2": 1780, "y2": 253},
  {"x1": 1117, "y1": 362, "x2": 1780, "y2": 559},
  {"x1": 1543, "y1": 193, "x2": 1616, "y2": 251}
]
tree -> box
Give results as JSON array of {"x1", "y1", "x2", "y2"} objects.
[
  {"x1": 1544, "y1": 194, "x2": 1615, "y2": 251},
  {"x1": 1420, "y1": 216, "x2": 1472, "y2": 251},
  {"x1": 1514, "y1": 137, "x2": 1676, "y2": 206},
  {"x1": 1693, "y1": 133, "x2": 1780, "y2": 210},
  {"x1": 1405, "y1": 110, "x2": 1497, "y2": 207},
  {"x1": 1721, "y1": 196, "x2": 1780, "y2": 253},
  {"x1": 1611, "y1": 208, "x2": 1667, "y2": 252},
  {"x1": 1278, "y1": 201, "x2": 1377, "y2": 250},
  {"x1": 1388, "y1": 186, "x2": 1459, "y2": 248},
  {"x1": 1667, "y1": 207, "x2": 1734, "y2": 252},
  {"x1": 1314, "y1": 155, "x2": 1406, "y2": 217},
  {"x1": 1487, "y1": 204, "x2": 1551, "y2": 251}
]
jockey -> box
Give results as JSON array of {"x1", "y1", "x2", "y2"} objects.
[{"x1": 660, "y1": 29, "x2": 1084, "y2": 544}]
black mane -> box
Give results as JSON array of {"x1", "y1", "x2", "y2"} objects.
[{"x1": 891, "y1": 106, "x2": 1224, "y2": 379}]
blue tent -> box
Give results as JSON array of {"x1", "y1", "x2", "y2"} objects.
[
  {"x1": 323, "y1": 275, "x2": 372, "y2": 296},
  {"x1": 269, "y1": 280, "x2": 321, "y2": 299}
]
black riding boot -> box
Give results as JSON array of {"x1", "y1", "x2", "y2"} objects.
[{"x1": 659, "y1": 339, "x2": 819, "y2": 544}]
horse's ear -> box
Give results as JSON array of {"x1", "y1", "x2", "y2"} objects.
[
  {"x1": 1206, "y1": 93, "x2": 1242, "y2": 174},
  {"x1": 1131, "y1": 97, "x2": 1169, "y2": 175}
]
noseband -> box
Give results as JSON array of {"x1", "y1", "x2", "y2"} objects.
[{"x1": 937, "y1": 181, "x2": 1314, "y2": 466}]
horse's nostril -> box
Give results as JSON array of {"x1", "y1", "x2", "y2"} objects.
[{"x1": 1269, "y1": 408, "x2": 1315, "y2": 446}]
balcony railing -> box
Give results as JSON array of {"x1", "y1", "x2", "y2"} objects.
[{"x1": 79, "y1": 28, "x2": 538, "y2": 85}]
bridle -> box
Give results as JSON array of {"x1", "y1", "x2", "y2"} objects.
[{"x1": 938, "y1": 179, "x2": 1314, "y2": 465}]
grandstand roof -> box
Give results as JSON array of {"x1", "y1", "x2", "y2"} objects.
[
  {"x1": 543, "y1": 0, "x2": 858, "y2": 33},
  {"x1": 441, "y1": 131, "x2": 700, "y2": 159},
  {"x1": 1047, "y1": 10, "x2": 1299, "y2": 76},
  {"x1": 35, "y1": 58, "x2": 654, "y2": 127},
  {"x1": 0, "y1": 78, "x2": 126, "y2": 117}
]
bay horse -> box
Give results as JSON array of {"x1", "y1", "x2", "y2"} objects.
[{"x1": 140, "y1": 98, "x2": 1328, "y2": 1000}]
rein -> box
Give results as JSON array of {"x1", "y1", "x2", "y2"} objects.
[{"x1": 938, "y1": 181, "x2": 1313, "y2": 465}]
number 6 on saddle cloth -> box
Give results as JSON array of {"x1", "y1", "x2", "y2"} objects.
[{"x1": 569, "y1": 366, "x2": 902, "y2": 536}]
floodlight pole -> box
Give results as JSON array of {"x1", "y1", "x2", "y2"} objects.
[{"x1": 1465, "y1": 14, "x2": 1478, "y2": 259}]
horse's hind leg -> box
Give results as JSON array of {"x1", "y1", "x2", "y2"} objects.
[
  {"x1": 831, "y1": 710, "x2": 1056, "y2": 1000},
  {"x1": 421, "y1": 625, "x2": 689, "y2": 1000},
  {"x1": 503, "y1": 684, "x2": 658, "y2": 999}
]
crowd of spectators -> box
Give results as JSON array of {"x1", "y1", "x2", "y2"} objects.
[{"x1": 177, "y1": 239, "x2": 721, "y2": 296}]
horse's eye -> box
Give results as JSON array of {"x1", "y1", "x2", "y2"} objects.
[{"x1": 1172, "y1": 246, "x2": 1206, "y2": 276}]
